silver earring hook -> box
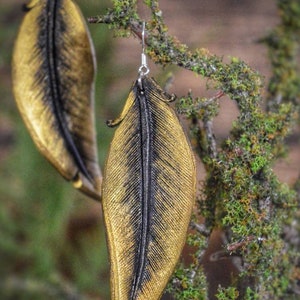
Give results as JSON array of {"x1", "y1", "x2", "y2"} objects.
[{"x1": 138, "y1": 22, "x2": 150, "y2": 77}]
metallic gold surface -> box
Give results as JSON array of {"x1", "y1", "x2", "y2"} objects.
[
  {"x1": 12, "y1": 0, "x2": 101, "y2": 200},
  {"x1": 103, "y1": 76, "x2": 196, "y2": 299}
]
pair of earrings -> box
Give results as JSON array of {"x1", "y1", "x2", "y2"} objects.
[{"x1": 12, "y1": 1, "x2": 196, "y2": 299}]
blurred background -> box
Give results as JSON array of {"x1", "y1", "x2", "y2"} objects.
[{"x1": 0, "y1": 0, "x2": 299, "y2": 299}]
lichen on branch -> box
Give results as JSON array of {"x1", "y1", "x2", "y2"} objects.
[{"x1": 89, "y1": 0, "x2": 299, "y2": 299}]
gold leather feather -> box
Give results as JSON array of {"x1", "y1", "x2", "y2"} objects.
[
  {"x1": 12, "y1": 0, "x2": 101, "y2": 200},
  {"x1": 103, "y1": 76, "x2": 196, "y2": 299}
]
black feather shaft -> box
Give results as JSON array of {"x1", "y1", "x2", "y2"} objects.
[{"x1": 41, "y1": 0, "x2": 92, "y2": 182}]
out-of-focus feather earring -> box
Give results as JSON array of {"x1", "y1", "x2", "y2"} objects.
[
  {"x1": 102, "y1": 22, "x2": 197, "y2": 300},
  {"x1": 12, "y1": 0, "x2": 102, "y2": 200}
]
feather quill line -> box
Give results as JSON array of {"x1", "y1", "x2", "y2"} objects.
[
  {"x1": 41, "y1": 0, "x2": 93, "y2": 183},
  {"x1": 130, "y1": 78, "x2": 153, "y2": 298}
]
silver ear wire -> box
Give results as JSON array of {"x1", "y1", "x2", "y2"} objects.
[{"x1": 138, "y1": 22, "x2": 150, "y2": 77}]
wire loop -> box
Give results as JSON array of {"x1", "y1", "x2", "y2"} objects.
[{"x1": 138, "y1": 22, "x2": 149, "y2": 77}]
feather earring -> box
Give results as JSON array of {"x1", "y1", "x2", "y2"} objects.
[
  {"x1": 102, "y1": 23, "x2": 197, "y2": 300},
  {"x1": 12, "y1": 0, "x2": 102, "y2": 200}
]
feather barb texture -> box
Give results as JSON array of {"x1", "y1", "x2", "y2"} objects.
[
  {"x1": 103, "y1": 76, "x2": 196, "y2": 299},
  {"x1": 12, "y1": 0, "x2": 101, "y2": 200}
]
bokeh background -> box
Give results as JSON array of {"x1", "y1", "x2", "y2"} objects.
[{"x1": 0, "y1": 0, "x2": 299, "y2": 299}]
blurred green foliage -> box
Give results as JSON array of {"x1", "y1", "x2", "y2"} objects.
[{"x1": 0, "y1": 1, "x2": 117, "y2": 299}]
